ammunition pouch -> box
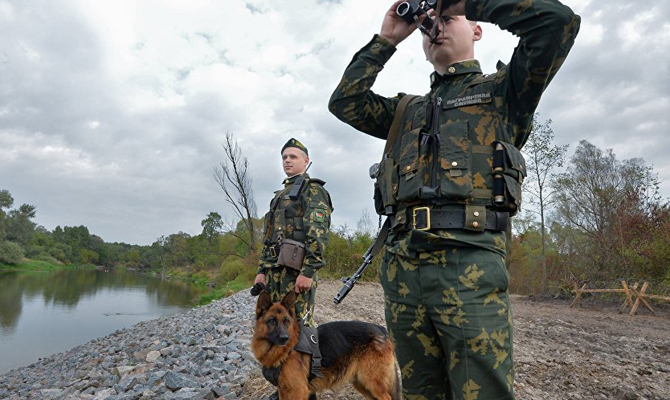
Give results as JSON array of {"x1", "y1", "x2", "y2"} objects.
[
  {"x1": 277, "y1": 239, "x2": 306, "y2": 270},
  {"x1": 492, "y1": 141, "x2": 526, "y2": 216},
  {"x1": 371, "y1": 158, "x2": 398, "y2": 216}
]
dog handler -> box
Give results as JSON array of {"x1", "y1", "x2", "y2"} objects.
[
  {"x1": 329, "y1": 0, "x2": 579, "y2": 399},
  {"x1": 255, "y1": 138, "x2": 333, "y2": 328}
]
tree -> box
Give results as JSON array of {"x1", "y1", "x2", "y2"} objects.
[
  {"x1": 552, "y1": 140, "x2": 661, "y2": 278},
  {"x1": 201, "y1": 212, "x2": 224, "y2": 243},
  {"x1": 0, "y1": 241, "x2": 23, "y2": 265},
  {"x1": 522, "y1": 115, "x2": 568, "y2": 291},
  {"x1": 214, "y1": 132, "x2": 258, "y2": 253},
  {"x1": 6, "y1": 204, "x2": 37, "y2": 247},
  {"x1": 0, "y1": 189, "x2": 14, "y2": 242}
]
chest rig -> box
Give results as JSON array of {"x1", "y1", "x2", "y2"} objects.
[
  {"x1": 373, "y1": 70, "x2": 527, "y2": 231},
  {"x1": 262, "y1": 175, "x2": 326, "y2": 260}
]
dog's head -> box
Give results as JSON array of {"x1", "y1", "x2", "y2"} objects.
[{"x1": 255, "y1": 291, "x2": 298, "y2": 347}]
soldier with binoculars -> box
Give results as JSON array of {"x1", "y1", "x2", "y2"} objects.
[{"x1": 329, "y1": 0, "x2": 580, "y2": 398}]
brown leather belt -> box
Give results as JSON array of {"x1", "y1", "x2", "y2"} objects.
[{"x1": 411, "y1": 207, "x2": 508, "y2": 232}]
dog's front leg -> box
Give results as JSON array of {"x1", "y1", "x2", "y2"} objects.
[{"x1": 278, "y1": 354, "x2": 311, "y2": 400}]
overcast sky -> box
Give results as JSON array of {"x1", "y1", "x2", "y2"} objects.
[{"x1": 1, "y1": 0, "x2": 669, "y2": 245}]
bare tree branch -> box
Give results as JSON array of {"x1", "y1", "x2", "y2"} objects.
[{"x1": 214, "y1": 132, "x2": 258, "y2": 253}]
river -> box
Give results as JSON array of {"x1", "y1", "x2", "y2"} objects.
[{"x1": 0, "y1": 269, "x2": 200, "y2": 375}]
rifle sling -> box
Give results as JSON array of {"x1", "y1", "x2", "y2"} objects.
[
  {"x1": 369, "y1": 218, "x2": 391, "y2": 259},
  {"x1": 384, "y1": 94, "x2": 420, "y2": 156}
]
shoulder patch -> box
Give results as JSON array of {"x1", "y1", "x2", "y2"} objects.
[
  {"x1": 309, "y1": 178, "x2": 326, "y2": 186},
  {"x1": 312, "y1": 209, "x2": 327, "y2": 223}
]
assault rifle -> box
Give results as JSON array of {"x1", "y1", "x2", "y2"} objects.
[
  {"x1": 333, "y1": 219, "x2": 390, "y2": 304},
  {"x1": 289, "y1": 162, "x2": 313, "y2": 200}
]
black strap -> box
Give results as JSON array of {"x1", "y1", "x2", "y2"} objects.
[
  {"x1": 294, "y1": 323, "x2": 323, "y2": 380},
  {"x1": 370, "y1": 218, "x2": 391, "y2": 257},
  {"x1": 262, "y1": 366, "x2": 281, "y2": 387},
  {"x1": 411, "y1": 208, "x2": 509, "y2": 232}
]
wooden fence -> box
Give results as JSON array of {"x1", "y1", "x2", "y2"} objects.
[{"x1": 570, "y1": 281, "x2": 670, "y2": 316}]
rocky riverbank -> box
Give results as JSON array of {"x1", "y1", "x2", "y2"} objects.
[
  {"x1": 1, "y1": 281, "x2": 669, "y2": 400},
  {"x1": 0, "y1": 288, "x2": 259, "y2": 400}
]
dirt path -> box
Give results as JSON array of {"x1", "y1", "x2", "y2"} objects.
[{"x1": 243, "y1": 281, "x2": 670, "y2": 400}]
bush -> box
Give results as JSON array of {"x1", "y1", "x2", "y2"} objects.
[
  {"x1": 36, "y1": 252, "x2": 59, "y2": 265},
  {"x1": 218, "y1": 258, "x2": 255, "y2": 283},
  {"x1": 0, "y1": 241, "x2": 24, "y2": 265}
]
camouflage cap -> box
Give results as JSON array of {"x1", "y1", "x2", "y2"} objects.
[{"x1": 281, "y1": 138, "x2": 308, "y2": 156}]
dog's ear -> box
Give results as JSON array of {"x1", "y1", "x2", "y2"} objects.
[
  {"x1": 281, "y1": 290, "x2": 297, "y2": 313},
  {"x1": 256, "y1": 290, "x2": 272, "y2": 319}
]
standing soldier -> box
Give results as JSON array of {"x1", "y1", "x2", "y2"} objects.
[
  {"x1": 255, "y1": 138, "x2": 332, "y2": 328},
  {"x1": 329, "y1": 0, "x2": 579, "y2": 399}
]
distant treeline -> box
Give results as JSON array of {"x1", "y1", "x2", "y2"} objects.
[
  {"x1": 3, "y1": 136, "x2": 670, "y2": 299},
  {"x1": 0, "y1": 192, "x2": 377, "y2": 300}
]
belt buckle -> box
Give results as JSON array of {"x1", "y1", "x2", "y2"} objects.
[
  {"x1": 412, "y1": 206, "x2": 431, "y2": 231},
  {"x1": 270, "y1": 246, "x2": 277, "y2": 258}
]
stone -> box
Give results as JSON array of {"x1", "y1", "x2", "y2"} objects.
[
  {"x1": 146, "y1": 351, "x2": 161, "y2": 363},
  {"x1": 113, "y1": 366, "x2": 135, "y2": 377},
  {"x1": 163, "y1": 371, "x2": 201, "y2": 391}
]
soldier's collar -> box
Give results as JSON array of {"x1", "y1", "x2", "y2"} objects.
[
  {"x1": 430, "y1": 59, "x2": 482, "y2": 87},
  {"x1": 283, "y1": 172, "x2": 310, "y2": 186}
]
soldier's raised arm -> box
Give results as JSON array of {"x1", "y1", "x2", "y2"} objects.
[
  {"x1": 462, "y1": 0, "x2": 580, "y2": 147},
  {"x1": 328, "y1": 1, "x2": 422, "y2": 139}
]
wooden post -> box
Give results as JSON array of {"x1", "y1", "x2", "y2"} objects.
[
  {"x1": 570, "y1": 282, "x2": 587, "y2": 308},
  {"x1": 619, "y1": 281, "x2": 635, "y2": 314},
  {"x1": 630, "y1": 282, "x2": 655, "y2": 315}
]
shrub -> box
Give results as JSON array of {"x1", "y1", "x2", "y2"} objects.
[
  {"x1": 218, "y1": 258, "x2": 254, "y2": 283},
  {"x1": 0, "y1": 241, "x2": 24, "y2": 265},
  {"x1": 36, "y1": 252, "x2": 59, "y2": 265}
]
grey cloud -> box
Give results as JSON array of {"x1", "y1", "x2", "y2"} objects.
[{"x1": 2, "y1": 0, "x2": 670, "y2": 245}]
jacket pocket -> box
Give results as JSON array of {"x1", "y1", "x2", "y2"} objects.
[
  {"x1": 438, "y1": 121, "x2": 473, "y2": 200},
  {"x1": 397, "y1": 128, "x2": 423, "y2": 202}
]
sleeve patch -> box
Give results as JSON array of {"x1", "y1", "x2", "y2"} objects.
[{"x1": 313, "y1": 209, "x2": 327, "y2": 223}]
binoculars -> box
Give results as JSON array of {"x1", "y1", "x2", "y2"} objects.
[
  {"x1": 396, "y1": 0, "x2": 460, "y2": 35},
  {"x1": 396, "y1": 0, "x2": 438, "y2": 25}
]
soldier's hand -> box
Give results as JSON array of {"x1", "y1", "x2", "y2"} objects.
[
  {"x1": 295, "y1": 275, "x2": 313, "y2": 293},
  {"x1": 380, "y1": 0, "x2": 420, "y2": 46},
  {"x1": 254, "y1": 273, "x2": 266, "y2": 285}
]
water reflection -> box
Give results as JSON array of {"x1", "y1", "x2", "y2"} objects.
[{"x1": 0, "y1": 270, "x2": 200, "y2": 373}]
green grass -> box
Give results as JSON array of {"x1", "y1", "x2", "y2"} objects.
[
  {"x1": 197, "y1": 274, "x2": 254, "y2": 305},
  {"x1": 0, "y1": 260, "x2": 95, "y2": 271}
]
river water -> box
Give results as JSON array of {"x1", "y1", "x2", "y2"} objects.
[{"x1": 0, "y1": 269, "x2": 200, "y2": 375}]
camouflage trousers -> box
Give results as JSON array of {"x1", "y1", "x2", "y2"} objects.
[
  {"x1": 265, "y1": 266, "x2": 318, "y2": 327},
  {"x1": 381, "y1": 244, "x2": 514, "y2": 400}
]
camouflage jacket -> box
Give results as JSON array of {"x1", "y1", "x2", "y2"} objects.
[
  {"x1": 258, "y1": 174, "x2": 333, "y2": 278},
  {"x1": 328, "y1": 0, "x2": 579, "y2": 256}
]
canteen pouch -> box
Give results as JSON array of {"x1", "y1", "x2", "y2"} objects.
[
  {"x1": 277, "y1": 239, "x2": 306, "y2": 270},
  {"x1": 492, "y1": 141, "x2": 526, "y2": 216}
]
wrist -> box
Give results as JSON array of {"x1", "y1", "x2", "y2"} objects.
[{"x1": 379, "y1": 34, "x2": 399, "y2": 47}]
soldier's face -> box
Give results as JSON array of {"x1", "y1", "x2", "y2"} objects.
[
  {"x1": 422, "y1": 15, "x2": 481, "y2": 69},
  {"x1": 282, "y1": 148, "x2": 309, "y2": 177}
]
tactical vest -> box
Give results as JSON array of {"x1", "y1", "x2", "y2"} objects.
[
  {"x1": 374, "y1": 73, "x2": 527, "y2": 221},
  {"x1": 262, "y1": 177, "x2": 327, "y2": 258}
]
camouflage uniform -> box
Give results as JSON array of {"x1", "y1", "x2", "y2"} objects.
[
  {"x1": 328, "y1": 0, "x2": 579, "y2": 398},
  {"x1": 258, "y1": 173, "x2": 333, "y2": 327}
]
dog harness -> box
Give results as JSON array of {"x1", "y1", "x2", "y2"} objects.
[{"x1": 262, "y1": 323, "x2": 323, "y2": 386}]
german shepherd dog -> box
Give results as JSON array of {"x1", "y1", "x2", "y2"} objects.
[{"x1": 252, "y1": 290, "x2": 401, "y2": 400}]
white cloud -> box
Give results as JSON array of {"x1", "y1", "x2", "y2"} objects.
[{"x1": 1, "y1": 0, "x2": 670, "y2": 244}]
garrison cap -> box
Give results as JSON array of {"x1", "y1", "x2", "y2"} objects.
[{"x1": 281, "y1": 138, "x2": 308, "y2": 156}]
